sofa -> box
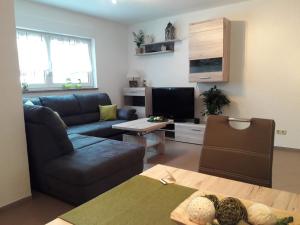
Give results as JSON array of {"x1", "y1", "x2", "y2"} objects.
[
  {"x1": 24, "y1": 93, "x2": 138, "y2": 140},
  {"x1": 23, "y1": 93, "x2": 145, "y2": 205}
]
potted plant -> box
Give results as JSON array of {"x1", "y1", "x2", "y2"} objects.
[
  {"x1": 21, "y1": 82, "x2": 29, "y2": 93},
  {"x1": 132, "y1": 30, "x2": 144, "y2": 54},
  {"x1": 201, "y1": 85, "x2": 230, "y2": 117},
  {"x1": 62, "y1": 78, "x2": 82, "y2": 89}
]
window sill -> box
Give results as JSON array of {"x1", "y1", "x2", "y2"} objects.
[{"x1": 23, "y1": 87, "x2": 98, "y2": 94}]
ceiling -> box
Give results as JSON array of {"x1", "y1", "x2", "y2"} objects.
[{"x1": 27, "y1": 0, "x2": 249, "y2": 24}]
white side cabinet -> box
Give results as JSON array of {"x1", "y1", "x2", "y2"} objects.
[
  {"x1": 123, "y1": 87, "x2": 152, "y2": 118},
  {"x1": 175, "y1": 123, "x2": 206, "y2": 145}
]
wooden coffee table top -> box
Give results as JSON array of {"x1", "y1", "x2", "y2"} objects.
[
  {"x1": 112, "y1": 118, "x2": 171, "y2": 133},
  {"x1": 46, "y1": 164, "x2": 300, "y2": 225}
]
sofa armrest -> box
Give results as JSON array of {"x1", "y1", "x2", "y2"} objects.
[{"x1": 117, "y1": 108, "x2": 138, "y2": 121}]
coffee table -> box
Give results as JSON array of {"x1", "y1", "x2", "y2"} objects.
[{"x1": 112, "y1": 118, "x2": 171, "y2": 162}]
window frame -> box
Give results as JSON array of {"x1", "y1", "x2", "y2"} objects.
[{"x1": 16, "y1": 28, "x2": 97, "y2": 91}]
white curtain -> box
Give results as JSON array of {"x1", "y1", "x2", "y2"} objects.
[
  {"x1": 17, "y1": 30, "x2": 49, "y2": 84},
  {"x1": 50, "y1": 37, "x2": 92, "y2": 83},
  {"x1": 16, "y1": 30, "x2": 93, "y2": 85}
]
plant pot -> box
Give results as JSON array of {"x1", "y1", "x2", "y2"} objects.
[{"x1": 136, "y1": 48, "x2": 143, "y2": 55}]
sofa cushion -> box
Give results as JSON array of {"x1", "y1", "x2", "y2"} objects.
[
  {"x1": 62, "y1": 115, "x2": 86, "y2": 126},
  {"x1": 80, "y1": 112, "x2": 101, "y2": 125},
  {"x1": 75, "y1": 93, "x2": 112, "y2": 113},
  {"x1": 74, "y1": 93, "x2": 112, "y2": 124},
  {"x1": 117, "y1": 108, "x2": 138, "y2": 121},
  {"x1": 68, "y1": 134, "x2": 107, "y2": 150},
  {"x1": 44, "y1": 139, "x2": 145, "y2": 186},
  {"x1": 40, "y1": 95, "x2": 81, "y2": 117},
  {"x1": 45, "y1": 162, "x2": 144, "y2": 205},
  {"x1": 67, "y1": 120, "x2": 127, "y2": 138}
]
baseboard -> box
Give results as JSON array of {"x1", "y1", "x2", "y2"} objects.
[
  {"x1": 0, "y1": 195, "x2": 32, "y2": 211},
  {"x1": 274, "y1": 146, "x2": 300, "y2": 152}
]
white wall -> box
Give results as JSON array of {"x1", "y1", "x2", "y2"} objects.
[
  {"x1": 0, "y1": 0, "x2": 31, "y2": 207},
  {"x1": 15, "y1": 0, "x2": 129, "y2": 106},
  {"x1": 129, "y1": 0, "x2": 300, "y2": 149}
]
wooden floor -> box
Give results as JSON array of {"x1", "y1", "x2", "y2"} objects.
[{"x1": 1, "y1": 140, "x2": 300, "y2": 225}]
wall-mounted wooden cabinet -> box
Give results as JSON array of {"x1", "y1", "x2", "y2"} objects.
[{"x1": 189, "y1": 18, "x2": 230, "y2": 83}]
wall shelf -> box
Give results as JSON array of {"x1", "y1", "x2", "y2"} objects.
[
  {"x1": 136, "y1": 39, "x2": 181, "y2": 56},
  {"x1": 136, "y1": 50, "x2": 174, "y2": 56},
  {"x1": 141, "y1": 39, "x2": 181, "y2": 47}
]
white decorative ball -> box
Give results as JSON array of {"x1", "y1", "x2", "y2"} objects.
[
  {"x1": 248, "y1": 203, "x2": 277, "y2": 225},
  {"x1": 186, "y1": 196, "x2": 216, "y2": 225}
]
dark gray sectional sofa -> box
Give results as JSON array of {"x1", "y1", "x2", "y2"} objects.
[
  {"x1": 25, "y1": 93, "x2": 138, "y2": 140},
  {"x1": 23, "y1": 93, "x2": 145, "y2": 205}
]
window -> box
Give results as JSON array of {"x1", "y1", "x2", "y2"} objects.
[{"x1": 16, "y1": 28, "x2": 96, "y2": 90}]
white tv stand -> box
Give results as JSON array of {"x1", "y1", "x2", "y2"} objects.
[{"x1": 160, "y1": 122, "x2": 206, "y2": 145}]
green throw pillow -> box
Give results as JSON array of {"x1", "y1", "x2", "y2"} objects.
[{"x1": 99, "y1": 104, "x2": 117, "y2": 121}]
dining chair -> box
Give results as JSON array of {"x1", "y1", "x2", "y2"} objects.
[{"x1": 199, "y1": 115, "x2": 275, "y2": 187}]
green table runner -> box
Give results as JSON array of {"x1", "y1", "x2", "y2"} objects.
[{"x1": 60, "y1": 175, "x2": 196, "y2": 225}]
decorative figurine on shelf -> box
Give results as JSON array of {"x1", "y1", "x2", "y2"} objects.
[
  {"x1": 165, "y1": 22, "x2": 176, "y2": 41},
  {"x1": 144, "y1": 35, "x2": 154, "y2": 44},
  {"x1": 143, "y1": 79, "x2": 147, "y2": 87},
  {"x1": 161, "y1": 45, "x2": 167, "y2": 51},
  {"x1": 127, "y1": 70, "x2": 140, "y2": 87}
]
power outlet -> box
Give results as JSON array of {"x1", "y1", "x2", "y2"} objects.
[{"x1": 276, "y1": 130, "x2": 287, "y2": 135}]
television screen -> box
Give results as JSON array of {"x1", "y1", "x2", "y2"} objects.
[{"x1": 152, "y1": 87, "x2": 194, "y2": 120}]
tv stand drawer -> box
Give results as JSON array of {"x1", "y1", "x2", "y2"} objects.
[
  {"x1": 175, "y1": 123, "x2": 206, "y2": 145},
  {"x1": 123, "y1": 88, "x2": 146, "y2": 96}
]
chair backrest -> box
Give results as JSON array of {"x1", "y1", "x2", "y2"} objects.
[{"x1": 199, "y1": 115, "x2": 275, "y2": 187}]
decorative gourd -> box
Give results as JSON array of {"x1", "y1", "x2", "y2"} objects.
[
  {"x1": 248, "y1": 203, "x2": 277, "y2": 225},
  {"x1": 187, "y1": 196, "x2": 216, "y2": 225},
  {"x1": 216, "y1": 197, "x2": 248, "y2": 225}
]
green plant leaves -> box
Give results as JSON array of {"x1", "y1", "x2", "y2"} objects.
[
  {"x1": 132, "y1": 30, "x2": 144, "y2": 48},
  {"x1": 201, "y1": 85, "x2": 230, "y2": 116}
]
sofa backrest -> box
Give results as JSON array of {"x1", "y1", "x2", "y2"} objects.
[
  {"x1": 24, "y1": 104, "x2": 75, "y2": 188},
  {"x1": 74, "y1": 93, "x2": 112, "y2": 124},
  {"x1": 39, "y1": 95, "x2": 84, "y2": 126},
  {"x1": 24, "y1": 93, "x2": 112, "y2": 126},
  {"x1": 24, "y1": 104, "x2": 74, "y2": 168}
]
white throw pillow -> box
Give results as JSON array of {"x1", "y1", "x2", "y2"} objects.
[{"x1": 24, "y1": 100, "x2": 34, "y2": 106}]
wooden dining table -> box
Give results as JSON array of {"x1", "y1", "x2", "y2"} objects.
[{"x1": 46, "y1": 164, "x2": 300, "y2": 225}]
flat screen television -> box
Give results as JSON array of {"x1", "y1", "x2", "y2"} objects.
[{"x1": 152, "y1": 87, "x2": 194, "y2": 121}]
